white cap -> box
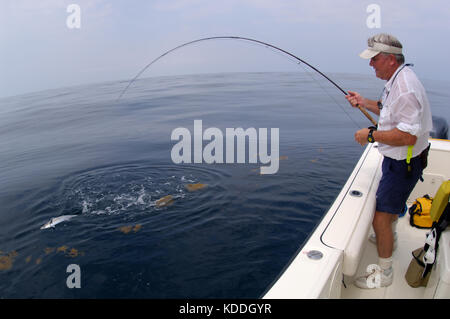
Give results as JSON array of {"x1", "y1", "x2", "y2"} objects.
[{"x1": 359, "y1": 42, "x2": 403, "y2": 59}]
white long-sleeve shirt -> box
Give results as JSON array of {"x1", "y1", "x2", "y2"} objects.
[{"x1": 377, "y1": 65, "x2": 433, "y2": 160}]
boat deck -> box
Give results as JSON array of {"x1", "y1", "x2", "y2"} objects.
[
  {"x1": 263, "y1": 139, "x2": 449, "y2": 299},
  {"x1": 342, "y1": 210, "x2": 430, "y2": 298}
]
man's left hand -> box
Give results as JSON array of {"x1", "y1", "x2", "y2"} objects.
[{"x1": 355, "y1": 128, "x2": 370, "y2": 146}]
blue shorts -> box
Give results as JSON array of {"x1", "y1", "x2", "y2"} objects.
[{"x1": 376, "y1": 155, "x2": 423, "y2": 215}]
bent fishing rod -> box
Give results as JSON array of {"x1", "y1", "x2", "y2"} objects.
[{"x1": 117, "y1": 36, "x2": 377, "y2": 127}]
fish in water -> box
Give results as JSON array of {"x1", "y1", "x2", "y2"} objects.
[{"x1": 40, "y1": 215, "x2": 78, "y2": 230}]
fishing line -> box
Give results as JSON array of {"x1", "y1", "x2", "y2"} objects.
[
  {"x1": 296, "y1": 62, "x2": 362, "y2": 129},
  {"x1": 229, "y1": 37, "x2": 362, "y2": 128},
  {"x1": 117, "y1": 36, "x2": 376, "y2": 127}
]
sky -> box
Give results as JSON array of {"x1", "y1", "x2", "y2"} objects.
[{"x1": 1, "y1": 0, "x2": 450, "y2": 98}]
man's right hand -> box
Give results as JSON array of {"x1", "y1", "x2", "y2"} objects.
[{"x1": 346, "y1": 91, "x2": 365, "y2": 108}]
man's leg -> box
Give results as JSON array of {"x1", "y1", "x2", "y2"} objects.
[
  {"x1": 373, "y1": 211, "x2": 397, "y2": 258},
  {"x1": 354, "y1": 211, "x2": 396, "y2": 288}
]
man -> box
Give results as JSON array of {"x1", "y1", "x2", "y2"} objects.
[{"x1": 346, "y1": 33, "x2": 433, "y2": 289}]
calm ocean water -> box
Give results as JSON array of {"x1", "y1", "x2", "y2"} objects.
[{"x1": 0, "y1": 72, "x2": 448, "y2": 298}]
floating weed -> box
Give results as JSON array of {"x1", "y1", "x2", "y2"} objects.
[
  {"x1": 44, "y1": 247, "x2": 55, "y2": 255},
  {"x1": 0, "y1": 251, "x2": 18, "y2": 271},
  {"x1": 57, "y1": 246, "x2": 69, "y2": 253},
  {"x1": 118, "y1": 224, "x2": 142, "y2": 234},
  {"x1": 118, "y1": 225, "x2": 133, "y2": 234},
  {"x1": 68, "y1": 248, "x2": 80, "y2": 258},
  {"x1": 133, "y1": 224, "x2": 142, "y2": 232},
  {"x1": 185, "y1": 183, "x2": 207, "y2": 192},
  {"x1": 155, "y1": 195, "x2": 174, "y2": 207}
]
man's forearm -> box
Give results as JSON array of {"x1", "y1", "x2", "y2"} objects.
[
  {"x1": 362, "y1": 98, "x2": 380, "y2": 116},
  {"x1": 372, "y1": 128, "x2": 417, "y2": 146}
]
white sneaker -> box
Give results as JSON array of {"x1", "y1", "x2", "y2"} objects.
[
  {"x1": 369, "y1": 232, "x2": 398, "y2": 251},
  {"x1": 354, "y1": 266, "x2": 393, "y2": 289}
]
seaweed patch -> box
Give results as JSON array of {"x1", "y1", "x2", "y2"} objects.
[
  {"x1": 185, "y1": 183, "x2": 207, "y2": 192},
  {"x1": 118, "y1": 224, "x2": 142, "y2": 234},
  {"x1": 0, "y1": 251, "x2": 18, "y2": 271},
  {"x1": 155, "y1": 195, "x2": 174, "y2": 207}
]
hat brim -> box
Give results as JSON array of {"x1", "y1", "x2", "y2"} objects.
[{"x1": 359, "y1": 48, "x2": 380, "y2": 59}]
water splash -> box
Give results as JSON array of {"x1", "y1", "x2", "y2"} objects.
[{"x1": 55, "y1": 163, "x2": 226, "y2": 218}]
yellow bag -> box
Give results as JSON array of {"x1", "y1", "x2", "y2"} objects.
[
  {"x1": 430, "y1": 180, "x2": 450, "y2": 222},
  {"x1": 409, "y1": 195, "x2": 433, "y2": 229}
]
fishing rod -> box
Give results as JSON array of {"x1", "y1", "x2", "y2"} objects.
[{"x1": 117, "y1": 36, "x2": 377, "y2": 127}]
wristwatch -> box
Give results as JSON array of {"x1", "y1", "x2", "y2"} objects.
[
  {"x1": 367, "y1": 128, "x2": 375, "y2": 143},
  {"x1": 377, "y1": 101, "x2": 383, "y2": 109}
]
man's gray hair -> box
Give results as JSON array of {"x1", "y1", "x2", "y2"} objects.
[{"x1": 368, "y1": 33, "x2": 405, "y2": 64}]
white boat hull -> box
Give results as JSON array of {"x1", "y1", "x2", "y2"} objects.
[{"x1": 263, "y1": 139, "x2": 450, "y2": 299}]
